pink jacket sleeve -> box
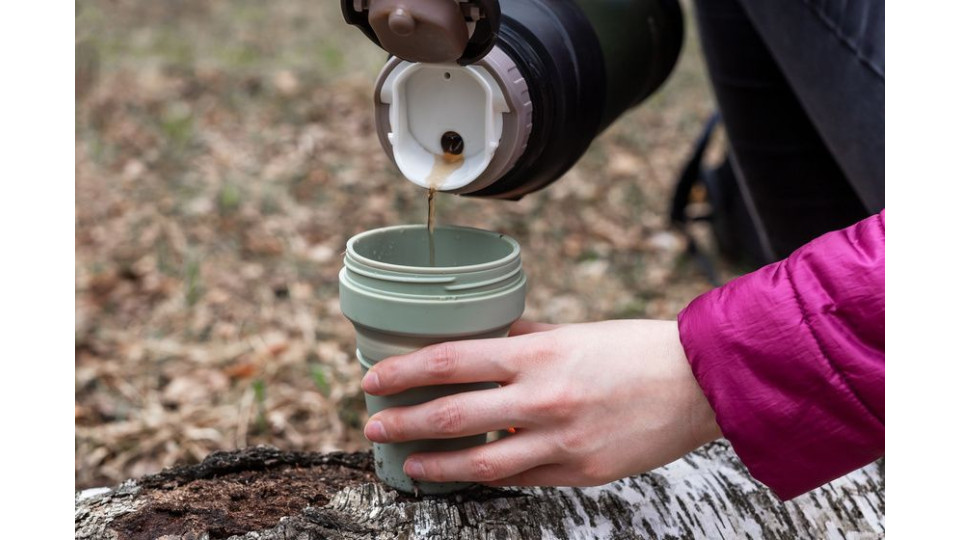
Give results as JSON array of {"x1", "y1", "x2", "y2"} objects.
[{"x1": 678, "y1": 210, "x2": 885, "y2": 500}]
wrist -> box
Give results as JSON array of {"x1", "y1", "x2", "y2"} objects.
[{"x1": 668, "y1": 320, "x2": 722, "y2": 447}]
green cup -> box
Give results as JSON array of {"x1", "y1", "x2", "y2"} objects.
[{"x1": 339, "y1": 225, "x2": 526, "y2": 494}]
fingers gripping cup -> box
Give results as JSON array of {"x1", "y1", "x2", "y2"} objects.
[{"x1": 339, "y1": 225, "x2": 526, "y2": 494}]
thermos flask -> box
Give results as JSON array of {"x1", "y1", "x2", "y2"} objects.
[{"x1": 342, "y1": 0, "x2": 684, "y2": 198}]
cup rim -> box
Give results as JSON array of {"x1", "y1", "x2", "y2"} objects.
[{"x1": 346, "y1": 224, "x2": 520, "y2": 274}]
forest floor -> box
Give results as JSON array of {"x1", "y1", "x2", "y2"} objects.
[{"x1": 75, "y1": 0, "x2": 740, "y2": 489}]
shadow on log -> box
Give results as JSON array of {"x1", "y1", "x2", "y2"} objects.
[{"x1": 76, "y1": 441, "x2": 883, "y2": 539}]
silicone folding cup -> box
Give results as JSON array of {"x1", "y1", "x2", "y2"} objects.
[{"x1": 339, "y1": 225, "x2": 526, "y2": 494}]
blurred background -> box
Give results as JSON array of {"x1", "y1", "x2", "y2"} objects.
[{"x1": 75, "y1": 0, "x2": 735, "y2": 489}]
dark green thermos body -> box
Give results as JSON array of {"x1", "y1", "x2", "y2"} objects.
[{"x1": 343, "y1": 0, "x2": 683, "y2": 198}]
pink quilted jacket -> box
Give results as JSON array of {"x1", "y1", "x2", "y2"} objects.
[{"x1": 678, "y1": 210, "x2": 885, "y2": 500}]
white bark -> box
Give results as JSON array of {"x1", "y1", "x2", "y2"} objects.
[{"x1": 75, "y1": 442, "x2": 884, "y2": 539}]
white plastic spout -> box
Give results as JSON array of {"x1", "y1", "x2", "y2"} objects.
[{"x1": 379, "y1": 61, "x2": 509, "y2": 191}]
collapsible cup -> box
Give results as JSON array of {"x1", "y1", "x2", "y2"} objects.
[{"x1": 339, "y1": 225, "x2": 526, "y2": 494}]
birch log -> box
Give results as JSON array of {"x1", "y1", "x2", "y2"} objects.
[{"x1": 75, "y1": 442, "x2": 883, "y2": 539}]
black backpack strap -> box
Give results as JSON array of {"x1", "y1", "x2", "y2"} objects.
[
  {"x1": 669, "y1": 113, "x2": 722, "y2": 285},
  {"x1": 670, "y1": 112, "x2": 720, "y2": 226},
  {"x1": 669, "y1": 112, "x2": 768, "y2": 282}
]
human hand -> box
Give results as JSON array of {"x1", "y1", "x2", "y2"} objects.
[{"x1": 361, "y1": 319, "x2": 722, "y2": 486}]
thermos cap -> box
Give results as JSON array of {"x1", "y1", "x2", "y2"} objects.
[
  {"x1": 368, "y1": 0, "x2": 468, "y2": 64},
  {"x1": 342, "y1": 0, "x2": 500, "y2": 65}
]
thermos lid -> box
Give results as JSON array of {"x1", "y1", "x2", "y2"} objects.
[{"x1": 341, "y1": 0, "x2": 500, "y2": 65}]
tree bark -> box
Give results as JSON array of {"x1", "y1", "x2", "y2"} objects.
[{"x1": 76, "y1": 441, "x2": 884, "y2": 539}]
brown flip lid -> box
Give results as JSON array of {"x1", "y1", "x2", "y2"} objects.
[
  {"x1": 342, "y1": 0, "x2": 500, "y2": 65},
  {"x1": 369, "y1": 0, "x2": 467, "y2": 63}
]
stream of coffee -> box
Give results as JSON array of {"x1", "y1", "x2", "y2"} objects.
[{"x1": 424, "y1": 152, "x2": 464, "y2": 266}]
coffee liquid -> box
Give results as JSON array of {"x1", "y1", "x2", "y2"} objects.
[{"x1": 424, "y1": 152, "x2": 464, "y2": 266}]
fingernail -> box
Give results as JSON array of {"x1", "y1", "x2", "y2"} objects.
[
  {"x1": 405, "y1": 458, "x2": 425, "y2": 479},
  {"x1": 365, "y1": 420, "x2": 387, "y2": 442},
  {"x1": 362, "y1": 372, "x2": 381, "y2": 393}
]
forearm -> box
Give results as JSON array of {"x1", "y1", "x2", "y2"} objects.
[{"x1": 679, "y1": 211, "x2": 885, "y2": 499}]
